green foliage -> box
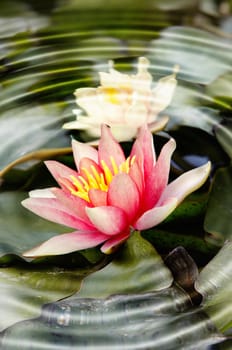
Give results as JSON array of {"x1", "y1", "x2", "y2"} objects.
[{"x1": 204, "y1": 166, "x2": 232, "y2": 245}]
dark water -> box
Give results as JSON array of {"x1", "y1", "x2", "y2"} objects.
[{"x1": 0, "y1": 0, "x2": 232, "y2": 349}]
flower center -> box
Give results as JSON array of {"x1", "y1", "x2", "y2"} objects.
[
  {"x1": 102, "y1": 86, "x2": 132, "y2": 105},
  {"x1": 69, "y1": 156, "x2": 135, "y2": 202}
]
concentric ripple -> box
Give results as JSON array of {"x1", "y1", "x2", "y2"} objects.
[{"x1": 0, "y1": 1, "x2": 232, "y2": 349}]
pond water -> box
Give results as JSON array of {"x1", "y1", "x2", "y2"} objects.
[{"x1": 0, "y1": 0, "x2": 232, "y2": 349}]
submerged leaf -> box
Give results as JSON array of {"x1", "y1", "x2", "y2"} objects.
[
  {"x1": 0, "y1": 286, "x2": 225, "y2": 350},
  {"x1": 195, "y1": 242, "x2": 232, "y2": 332},
  {"x1": 204, "y1": 166, "x2": 232, "y2": 245},
  {"x1": 214, "y1": 121, "x2": 232, "y2": 159},
  {"x1": 149, "y1": 27, "x2": 232, "y2": 84},
  {"x1": 0, "y1": 265, "x2": 86, "y2": 331}
]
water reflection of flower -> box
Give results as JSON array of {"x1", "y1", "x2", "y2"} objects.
[
  {"x1": 63, "y1": 57, "x2": 178, "y2": 141},
  {"x1": 22, "y1": 125, "x2": 211, "y2": 257}
]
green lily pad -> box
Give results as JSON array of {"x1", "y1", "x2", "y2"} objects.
[
  {"x1": 77, "y1": 231, "x2": 173, "y2": 298},
  {"x1": 0, "y1": 105, "x2": 69, "y2": 171},
  {"x1": 195, "y1": 241, "x2": 232, "y2": 332},
  {"x1": 214, "y1": 121, "x2": 232, "y2": 159},
  {"x1": 206, "y1": 72, "x2": 232, "y2": 111},
  {"x1": 0, "y1": 191, "x2": 107, "y2": 330},
  {"x1": 204, "y1": 166, "x2": 232, "y2": 245},
  {"x1": 0, "y1": 285, "x2": 225, "y2": 349},
  {"x1": 0, "y1": 192, "x2": 69, "y2": 262},
  {"x1": 0, "y1": 265, "x2": 88, "y2": 331}
]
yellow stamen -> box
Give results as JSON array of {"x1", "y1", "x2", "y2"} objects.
[
  {"x1": 69, "y1": 155, "x2": 136, "y2": 202},
  {"x1": 110, "y1": 156, "x2": 119, "y2": 175},
  {"x1": 130, "y1": 155, "x2": 136, "y2": 166},
  {"x1": 103, "y1": 87, "x2": 119, "y2": 104},
  {"x1": 99, "y1": 174, "x2": 108, "y2": 191},
  {"x1": 100, "y1": 160, "x2": 113, "y2": 185},
  {"x1": 101, "y1": 86, "x2": 133, "y2": 105},
  {"x1": 119, "y1": 157, "x2": 131, "y2": 173},
  {"x1": 90, "y1": 165, "x2": 101, "y2": 183},
  {"x1": 79, "y1": 176, "x2": 90, "y2": 191},
  {"x1": 82, "y1": 168, "x2": 99, "y2": 189}
]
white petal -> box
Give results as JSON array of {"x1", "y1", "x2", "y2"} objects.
[
  {"x1": 125, "y1": 101, "x2": 148, "y2": 127},
  {"x1": 74, "y1": 87, "x2": 105, "y2": 121},
  {"x1": 158, "y1": 162, "x2": 211, "y2": 205},
  {"x1": 110, "y1": 125, "x2": 138, "y2": 141},
  {"x1": 135, "y1": 197, "x2": 178, "y2": 230},
  {"x1": 151, "y1": 71, "x2": 177, "y2": 115},
  {"x1": 72, "y1": 139, "x2": 98, "y2": 170},
  {"x1": 28, "y1": 188, "x2": 56, "y2": 198}
]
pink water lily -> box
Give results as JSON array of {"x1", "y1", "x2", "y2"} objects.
[
  {"x1": 63, "y1": 57, "x2": 178, "y2": 141},
  {"x1": 22, "y1": 125, "x2": 211, "y2": 257}
]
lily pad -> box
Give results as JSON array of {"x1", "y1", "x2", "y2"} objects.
[
  {"x1": 0, "y1": 191, "x2": 107, "y2": 330},
  {"x1": 206, "y1": 72, "x2": 232, "y2": 110},
  {"x1": 0, "y1": 286, "x2": 225, "y2": 349},
  {"x1": 0, "y1": 265, "x2": 87, "y2": 331},
  {"x1": 204, "y1": 166, "x2": 232, "y2": 245},
  {"x1": 0, "y1": 192, "x2": 69, "y2": 262},
  {"x1": 195, "y1": 241, "x2": 232, "y2": 332},
  {"x1": 214, "y1": 121, "x2": 232, "y2": 159},
  {"x1": 77, "y1": 231, "x2": 173, "y2": 298},
  {"x1": 0, "y1": 105, "x2": 69, "y2": 171}
]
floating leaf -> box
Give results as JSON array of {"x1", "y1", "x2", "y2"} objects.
[
  {"x1": 0, "y1": 105, "x2": 69, "y2": 171},
  {"x1": 204, "y1": 166, "x2": 232, "y2": 245},
  {"x1": 0, "y1": 192, "x2": 68, "y2": 262},
  {"x1": 0, "y1": 192, "x2": 107, "y2": 330},
  {"x1": 214, "y1": 121, "x2": 232, "y2": 159},
  {"x1": 206, "y1": 72, "x2": 232, "y2": 110},
  {"x1": 77, "y1": 231, "x2": 173, "y2": 298},
  {"x1": 0, "y1": 264, "x2": 87, "y2": 331},
  {"x1": 195, "y1": 242, "x2": 232, "y2": 332}
]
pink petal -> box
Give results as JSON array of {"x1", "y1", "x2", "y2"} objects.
[
  {"x1": 131, "y1": 125, "x2": 155, "y2": 179},
  {"x1": 78, "y1": 157, "x2": 102, "y2": 179},
  {"x1": 128, "y1": 161, "x2": 144, "y2": 195},
  {"x1": 86, "y1": 206, "x2": 128, "y2": 236},
  {"x1": 134, "y1": 197, "x2": 178, "y2": 230},
  {"x1": 100, "y1": 230, "x2": 130, "y2": 254},
  {"x1": 88, "y1": 189, "x2": 107, "y2": 206},
  {"x1": 21, "y1": 197, "x2": 94, "y2": 231},
  {"x1": 23, "y1": 230, "x2": 109, "y2": 257},
  {"x1": 107, "y1": 173, "x2": 140, "y2": 222},
  {"x1": 51, "y1": 188, "x2": 91, "y2": 223},
  {"x1": 98, "y1": 125, "x2": 125, "y2": 171},
  {"x1": 158, "y1": 162, "x2": 211, "y2": 205},
  {"x1": 72, "y1": 139, "x2": 98, "y2": 170},
  {"x1": 45, "y1": 161, "x2": 78, "y2": 189},
  {"x1": 144, "y1": 138, "x2": 176, "y2": 210}
]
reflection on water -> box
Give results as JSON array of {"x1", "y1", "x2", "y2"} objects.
[{"x1": 0, "y1": 0, "x2": 232, "y2": 348}]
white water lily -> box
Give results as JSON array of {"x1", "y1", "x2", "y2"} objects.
[{"x1": 63, "y1": 57, "x2": 178, "y2": 141}]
